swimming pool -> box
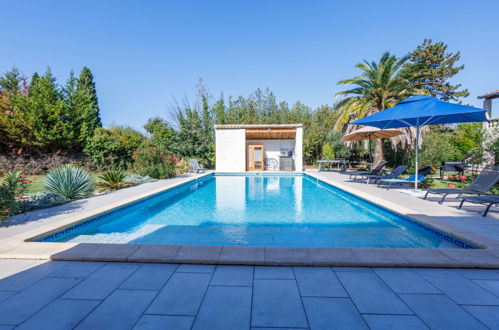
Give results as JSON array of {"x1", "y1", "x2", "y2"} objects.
[{"x1": 39, "y1": 174, "x2": 473, "y2": 248}]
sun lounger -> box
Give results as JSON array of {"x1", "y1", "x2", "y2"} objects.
[
  {"x1": 360, "y1": 165, "x2": 408, "y2": 184},
  {"x1": 346, "y1": 161, "x2": 388, "y2": 180},
  {"x1": 377, "y1": 167, "x2": 432, "y2": 189},
  {"x1": 189, "y1": 159, "x2": 206, "y2": 173},
  {"x1": 458, "y1": 195, "x2": 499, "y2": 217},
  {"x1": 424, "y1": 166, "x2": 499, "y2": 204}
]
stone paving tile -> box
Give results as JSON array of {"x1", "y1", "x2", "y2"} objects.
[
  {"x1": 252, "y1": 279, "x2": 308, "y2": 328},
  {"x1": 0, "y1": 291, "x2": 15, "y2": 304},
  {"x1": 120, "y1": 264, "x2": 177, "y2": 290},
  {"x1": 218, "y1": 246, "x2": 265, "y2": 264},
  {"x1": 454, "y1": 269, "x2": 499, "y2": 280},
  {"x1": 48, "y1": 261, "x2": 105, "y2": 278},
  {"x1": 62, "y1": 263, "x2": 139, "y2": 300},
  {"x1": 373, "y1": 268, "x2": 440, "y2": 294},
  {"x1": 146, "y1": 272, "x2": 211, "y2": 315},
  {"x1": 176, "y1": 264, "x2": 215, "y2": 273},
  {"x1": 293, "y1": 267, "x2": 348, "y2": 297},
  {"x1": 16, "y1": 298, "x2": 99, "y2": 330},
  {"x1": 414, "y1": 268, "x2": 499, "y2": 305},
  {"x1": 473, "y1": 279, "x2": 499, "y2": 297},
  {"x1": 210, "y1": 265, "x2": 253, "y2": 286},
  {"x1": 251, "y1": 328, "x2": 308, "y2": 330},
  {"x1": 336, "y1": 271, "x2": 412, "y2": 314},
  {"x1": 362, "y1": 315, "x2": 429, "y2": 330},
  {"x1": 0, "y1": 261, "x2": 68, "y2": 292},
  {"x1": 133, "y1": 315, "x2": 194, "y2": 330},
  {"x1": 76, "y1": 289, "x2": 156, "y2": 330},
  {"x1": 462, "y1": 305, "x2": 499, "y2": 329},
  {"x1": 0, "y1": 277, "x2": 80, "y2": 325},
  {"x1": 0, "y1": 259, "x2": 43, "y2": 279},
  {"x1": 192, "y1": 286, "x2": 252, "y2": 330},
  {"x1": 303, "y1": 297, "x2": 368, "y2": 329},
  {"x1": 254, "y1": 266, "x2": 295, "y2": 279},
  {"x1": 400, "y1": 294, "x2": 487, "y2": 330},
  {"x1": 332, "y1": 267, "x2": 373, "y2": 272}
]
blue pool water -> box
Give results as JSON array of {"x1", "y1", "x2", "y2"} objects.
[{"x1": 41, "y1": 174, "x2": 471, "y2": 248}]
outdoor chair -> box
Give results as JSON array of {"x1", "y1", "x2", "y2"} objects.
[
  {"x1": 377, "y1": 166, "x2": 432, "y2": 189},
  {"x1": 424, "y1": 166, "x2": 499, "y2": 204},
  {"x1": 189, "y1": 159, "x2": 206, "y2": 173},
  {"x1": 264, "y1": 158, "x2": 279, "y2": 171},
  {"x1": 346, "y1": 161, "x2": 388, "y2": 180},
  {"x1": 458, "y1": 195, "x2": 499, "y2": 217},
  {"x1": 358, "y1": 165, "x2": 408, "y2": 184}
]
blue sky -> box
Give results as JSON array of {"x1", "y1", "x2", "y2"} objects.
[{"x1": 2, "y1": 0, "x2": 498, "y2": 128}]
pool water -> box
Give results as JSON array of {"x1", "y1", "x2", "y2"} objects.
[{"x1": 42, "y1": 174, "x2": 471, "y2": 248}]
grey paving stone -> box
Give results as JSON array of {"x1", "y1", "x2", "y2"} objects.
[
  {"x1": 219, "y1": 246, "x2": 265, "y2": 264},
  {"x1": 133, "y1": 315, "x2": 194, "y2": 330},
  {"x1": 173, "y1": 245, "x2": 222, "y2": 263},
  {"x1": 336, "y1": 271, "x2": 412, "y2": 314},
  {"x1": 146, "y1": 272, "x2": 211, "y2": 315},
  {"x1": 332, "y1": 267, "x2": 373, "y2": 272},
  {"x1": 0, "y1": 291, "x2": 15, "y2": 304},
  {"x1": 400, "y1": 294, "x2": 487, "y2": 330},
  {"x1": 192, "y1": 286, "x2": 251, "y2": 330},
  {"x1": 303, "y1": 297, "x2": 367, "y2": 329},
  {"x1": 415, "y1": 268, "x2": 499, "y2": 305},
  {"x1": 254, "y1": 266, "x2": 294, "y2": 279},
  {"x1": 120, "y1": 263, "x2": 177, "y2": 290},
  {"x1": 0, "y1": 261, "x2": 68, "y2": 292},
  {"x1": 0, "y1": 260, "x2": 44, "y2": 280},
  {"x1": 293, "y1": 267, "x2": 348, "y2": 297},
  {"x1": 252, "y1": 279, "x2": 308, "y2": 328},
  {"x1": 0, "y1": 277, "x2": 80, "y2": 325},
  {"x1": 373, "y1": 268, "x2": 440, "y2": 294},
  {"x1": 462, "y1": 305, "x2": 499, "y2": 329},
  {"x1": 48, "y1": 261, "x2": 105, "y2": 278},
  {"x1": 62, "y1": 262, "x2": 139, "y2": 300},
  {"x1": 455, "y1": 269, "x2": 499, "y2": 280},
  {"x1": 16, "y1": 299, "x2": 99, "y2": 330},
  {"x1": 76, "y1": 289, "x2": 156, "y2": 330},
  {"x1": 210, "y1": 265, "x2": 253, "y2": 286},
  {"x1": 363, "y1": 315, "x2": 428, "y2": 330},
  {"x1": 473, "y1": 279, "x2": 499, "y2": 297},
  {"x1": 176, "y1": 264, "x2": 215, "y2": 273}
]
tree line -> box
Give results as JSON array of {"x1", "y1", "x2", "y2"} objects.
[{"x1": 1, "y1": 39, "x2": 492, "y2": 174}]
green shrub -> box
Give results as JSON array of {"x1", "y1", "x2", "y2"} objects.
[
  {"x1": 96, "y1": 170, "x2": 134, "y2": 191},
  {"x1": 321, "y1": 143, "x2": 335, "y2": 160},
  {"x1": 25, "y1": 192, "x2": 69, "y2": 210},
  {"x1": 132, "y1": 145, "x2": 178, "y2": 179},
  {"x1": 0, "y1": 171, "x2": 30, "y2": 220},
  {"x1": 43, "y1": 165, "x2": 95, "y2": 200},
  {"x1": 175, "y1": 158, "x2": 191, "y2": 175},
  {"x1": 124, "y1": 173, "x2": 157, "y2": 184}
]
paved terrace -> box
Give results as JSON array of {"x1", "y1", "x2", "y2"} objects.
[{"x1": 1, "y1": 259, "x2": 499, "y2": 329}]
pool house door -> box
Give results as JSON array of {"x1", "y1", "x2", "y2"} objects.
[{"x1": 247, "y1": 145, "x2": 264, "y2": 171}]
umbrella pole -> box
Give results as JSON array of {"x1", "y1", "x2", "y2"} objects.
[{"x1": 415, "y1": 126, "x2": 420, "y2": 190}]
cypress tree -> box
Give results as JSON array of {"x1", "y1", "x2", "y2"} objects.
[{"x1": 75, "y1": 67, "x2": 102, "y2": 145}]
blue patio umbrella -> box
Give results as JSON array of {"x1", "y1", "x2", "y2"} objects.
[{"x1": 351, "y1": 95, "x2": 488, "y2": 190}]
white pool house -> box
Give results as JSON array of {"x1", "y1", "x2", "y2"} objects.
[{"x1": 215, "y1": 124, "x2": 303, "y2": 172}]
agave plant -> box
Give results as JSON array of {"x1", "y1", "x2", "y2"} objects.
[
  {"x1": 96, "y1": 170, "x2": 134, "y2": 191},
  {"x1": 43, "y1": 165, "x2": 95, "y2": 200}
]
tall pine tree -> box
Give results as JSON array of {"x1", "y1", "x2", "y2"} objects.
[
  {"x1": 75, "y1": 67, "x2": 102, "y2": 145},
  {"x1": 405, "y1": 39, "x2": 469, "y2": 101}
]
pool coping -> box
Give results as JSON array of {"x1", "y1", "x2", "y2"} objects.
[{"x1": 1, "y1": 171, "x2": 499, "y2": 268}]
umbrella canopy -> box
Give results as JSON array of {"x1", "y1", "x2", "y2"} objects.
[
  {"x1": 350, "y1": 95, "x2": 488, "y2": 190},
  {"x1": 341, "y1": 126, "x2": 402, "y2": 142},
  {"x1": 352, "y1": 95, "x2": 487, "y2": 128}
]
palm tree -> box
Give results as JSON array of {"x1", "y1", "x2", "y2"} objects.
[{"x1": 334, "y1": 52, "x2": 426, "y2": 163}]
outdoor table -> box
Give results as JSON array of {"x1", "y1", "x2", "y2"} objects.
[{"x1": 317, "y1": 159, "x2": 347, "y2": 172}]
